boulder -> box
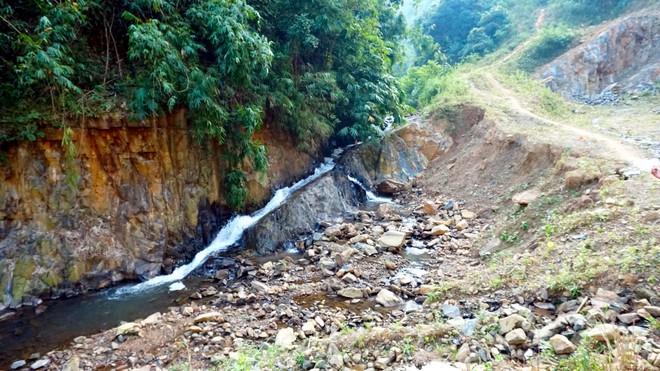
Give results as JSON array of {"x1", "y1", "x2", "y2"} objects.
[
  {"x1": 512, "y1": 190, "x2": 541, "y2": 205},
  {"x1": 499, "y1": 314, "x2": 526, "y2": 334},
  {"x1": 275, "y1": 328, "x2": 296, "y2": 347},
  {"x1": 431, "y1": 225, "x2": 450, "y2": 236},
  {"x1": 193, "y1": 312, "x2": 225, "y2": 324},
  {"x1": 377, "y1": 179, "x2": 407, "y2": 195},
  {"x1": 550, "y1": 334, "x2": 577, "y2": 355},
  {"x1": 378, "y1": 231, "x2": 406, "y2": 249},
  {"x1": 461, "y1": 210, "x2": 477, "y2": 219},
  {"x1": 115, "y1": 322, "x2": 141, "y2": 336},
  {"x1": 338, "y1": 288, "x2": 364, "y2": 299},
  {"x1": 505, "y1": 329, "x2": 527, "y2": 346},
  {"x1": 583, "y1": 324, "x2": 620, "y2": 342},
  {"x1": 376, "y1": 289, "x2": 403, "y2": 307}
]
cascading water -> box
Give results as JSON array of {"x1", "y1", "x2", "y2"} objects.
[
  {"x1": 347, "y1": 175, "x2": 393, "y2": 204},
  {"x1": 111, "y1": 157, "x2": 337, "y2": 297}
]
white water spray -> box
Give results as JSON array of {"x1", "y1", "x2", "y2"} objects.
[
  {"x1": 110, "y1": 158, "x2": 336, "y2": 297},
  {"x1": 347, "y1": 175, "x2": 393, "y2": 204}
]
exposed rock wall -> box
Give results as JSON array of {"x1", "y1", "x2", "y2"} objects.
[
  {"x1": 538, "y1": 13, "x2": 660, "y2": 98},
  {"x1": 0, "y1": 112, "x2": 319, "y2": 307}
]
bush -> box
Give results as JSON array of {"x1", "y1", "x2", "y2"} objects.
[
  {"x1": 399, "y1": 61, "x2": 468, "y2": 109},
  {"x1": 517, "y1": 25, "x2": 576, "y2": 72}
]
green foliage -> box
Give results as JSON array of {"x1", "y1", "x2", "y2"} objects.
[
  {"x1": 399, "y1": 61, "x2": 468, "y2": 108},
  {"x1": 551, "y1": 0, "x2": 630, "y2": 26},
  {"x1": 418, "y1": 0, "x2": 512, "y2": 63},
  {"x1": 1, "y1": 0, "x2": 406, "y2": 210},
  {"x1": 516, "y1": 25, "x2": 576, "y2": 72}
]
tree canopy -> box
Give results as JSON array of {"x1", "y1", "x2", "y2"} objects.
[{"x1": 0, "y1": 0, "x2": 406, "y2": 209}]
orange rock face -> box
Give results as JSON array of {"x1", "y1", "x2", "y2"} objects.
[{"x1": 0, "y1": 111, "x2": 319, "y2": 306}]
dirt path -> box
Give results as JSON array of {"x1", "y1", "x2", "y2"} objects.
[{"x1": 474, "y1": 72, "x2": 658, "y2": 171}]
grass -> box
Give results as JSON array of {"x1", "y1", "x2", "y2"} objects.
[{"x1": 498, "y1": 70, "x2": 571, "y2": 118}]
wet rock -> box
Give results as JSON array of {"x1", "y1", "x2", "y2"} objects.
[
  {"x1": 512, "y1": 190, "x2": 540, "y2": 205},
  {"x1": 10, "y1": 360, "x2": 26, "y2": 370},
  {"x1": 30, "y1": 359, "x2": 50, "y2": 370},
  {"x1": 505, "y1": 329, "x2": 527, "y2": 346},
  {"x1": 499, "y1": 314, "x2": 526, "y2": 334},
  {"x1": 193, "y1": 312, "x2": 225, "y2": 324},
  {"x1": 583, "y1": 324, "x2": 620, "y2": 342},
  {"x1": 275, "y1": 328, "x2": 297, "y2": 347},
  {"x1": 378, "y1": 231, "x2": 406, "y2": 249},
  {"x1": 339, "y1": 288, "x2": 364, "y2": 299},
  {"x1": 550, "y1": 335, "x2": 577, "y2": 355},
  {"x1": 376, "y1": 289, "x2": 403, "y2": 307}
]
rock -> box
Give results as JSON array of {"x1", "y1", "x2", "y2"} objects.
[
  {"x1": 61, "y1": 357, "x2": 80, "y2": 371},
  {"x1": 422, "y1": 201, "x2": 438, "y2": 216},
  {"x1": 377, "y1": 179, "x2": 406, "y2": 195},
  {"x1": 302, "y1": 321, "x2": 317, "y2": 335},
  {"x1": 376, "y1": 289, "x2": 403, "y2": 307},
  {"x1": 534, "y1": 320, "x2": 565, "y2": 343},
  {"x1": 193, "y1": 312, "x2": 224, "y2": 324},
  {"x1": 362, "y1": 245, "x2": 378, "y2": 256},
  {"x1": 384, "y1": 260, "x2": 397, "y2": 270},
  {"x1": 565, "y1": 170, "x2": 591, "y2": 190},
  {"x1": 505, "y1": 329, "x2": 527, "y2": 346},
  {"x1": 141, "y1": 312, "x2": 162, "y2": 326},
  {"x1": 30, "y1": 359, "x2": 50, "y2": 370},
  {"x1": 441, "y1": 305, "x2": 462, "y2": 319},
  {"x1": 456, "y1": 343, "x2": 470, "y2": 362},
  {"x1": 338, "y1": 288, "x2": 364, "y2": 299},
  {"x1": 251, "y1": 281, "x2": 271, "y2": 294},
  {"x1": 342, "y1": 273, "x2": 358, "y2": 283},
  {"x1": 617, "y1": 313, "x2": 640, "y2": 325},
  {"x1": 550, "y1": 335, "x2": 577, "y2": 355},
  {"x1": 499, "y1": 314, "x2": 526, "y2": 334},
  {"x1": 325, "y1": 225, "x2": 343, "y2": 237},
  {"x1": 115, "y1": 322, "x2": 141, "y2": 336},
  {"x1": 583, "y1": 324, "x2": 619, "y2": 342},
  {"x1": 275, "y1": 328, "x2": 296, "y2": 347},
  {"x1": 512, "y1": 190, "x2": 540, "y2": 205},
  {"x1": 375, "y1": 204, "x2": 394, "y2": 219},
  {"x1": 374, "y1": 356, "x2": 392, "y2": 370},
  {"x1": 378, "y1": 231, "x2": 406, "y2": 249},
  {"x1": 319, "y1": 257, "x2": 337, "y2": 271},
  {"x1": 455, "y1": 219, "x2": 469, "y2": 231},
  {"x1": 645, "y1": 306, "x2": 660, "y2": 316},
  {"x1": 431, "y1": 225, "x2": 450, "y2": 236},
  {"x1": 10, "y1": 360, "x2": 26, "y2": 370},
  {"x1": 329, "y1": 354, "x2": 344, "y2": 368},
  {"x1": 461, "y1": 210, "x2": 477, "y2": 219}
]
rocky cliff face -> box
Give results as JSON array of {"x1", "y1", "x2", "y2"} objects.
[
  {"x1": 244, "y1": 118, "x2": 453, "y2": 255},
  {"x1": 538, "y1": 13, "x2": 660, "y2": 98},
  {"x1": 0, "y1": 112, "x2": 319, "y2": 307}
]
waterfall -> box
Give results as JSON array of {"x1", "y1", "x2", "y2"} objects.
[
  {"x1": 110, "y1": 157, "x2": 337, "y2": 297},
  {"x1": 347, "y1": 175, "x2": 393, "y2": 204}
]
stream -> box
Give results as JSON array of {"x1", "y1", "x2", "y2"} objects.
[{"x1": 0, "y1": 152, "x2": 397, "y2": 367}]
